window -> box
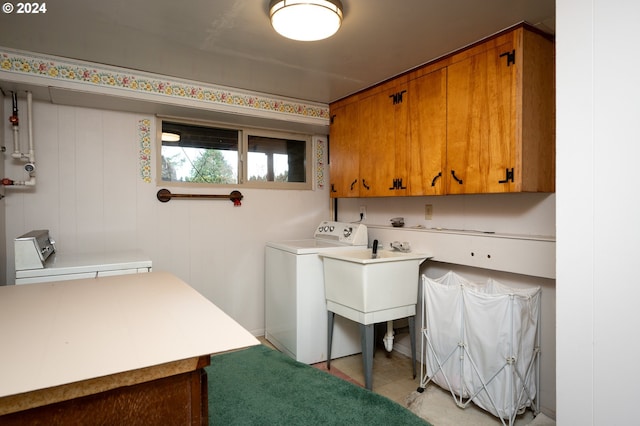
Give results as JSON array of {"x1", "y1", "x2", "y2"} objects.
[
  {"x1": 158, "y1": 119, "x2": 312, "y2": 189},
  {"x1": 161, "y1": 121, "x2": 239, "y2": 184}
]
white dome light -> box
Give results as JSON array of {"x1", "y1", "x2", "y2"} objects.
[
  {"x1": 161, "y1": 132, "x2": 181, "y2": 142},
  {"x1": 269, "y1": 0, "x2": 344, "y2": 42}
]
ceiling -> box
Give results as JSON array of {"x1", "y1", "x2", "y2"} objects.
[{"x1": 0, "y1": 0, "x2": 554, "y2": 106}]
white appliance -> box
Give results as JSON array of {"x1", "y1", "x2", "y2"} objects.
[
  {"x1": 14, "y1": 230, "x2": 152, "y2": 285},
  {"x1": 14, "y1": 229, "x2": 56, "y2": 270},
  {"x1": 265, "y1": 221, "x2": 368, "y2": 364}
]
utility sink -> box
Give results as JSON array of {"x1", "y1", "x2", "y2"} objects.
[
  {"x1": 320, "y1": 249, "x2": 431, "y2": 324},
  {"x1": 322, "y1": 249, "x2": 428, "y2": 264}
]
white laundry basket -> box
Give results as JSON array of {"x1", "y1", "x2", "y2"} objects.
[{"x1": 418, "y1": 271, "x2": 541, "y2": 426}]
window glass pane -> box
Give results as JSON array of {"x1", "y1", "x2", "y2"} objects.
[
  {"x1": 161, "y1": 122, "x2": 238, "y2": 184},
  {"x1": 247, "y1": 135, "x2": 306, "y2": 183}
]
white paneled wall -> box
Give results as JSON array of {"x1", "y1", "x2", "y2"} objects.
[
  {"x1": 0, "y1": 97, "x2": 5, "y2": 277},
  {"x1": 3, "y1": 98, "x2": 331, "y2": 335}
]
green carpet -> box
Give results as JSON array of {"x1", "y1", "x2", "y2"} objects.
[{"x1": 206, "y1": 345, "x2": 431, "y2": 425}]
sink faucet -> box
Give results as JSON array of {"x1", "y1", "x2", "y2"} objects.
[{"x1": 390, "y1": 241, "x2": 411, "y2": 252}]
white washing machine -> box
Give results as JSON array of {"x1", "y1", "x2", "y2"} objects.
[{"x1": 265, "y1": 221, "x2": 368, "y2": 364}]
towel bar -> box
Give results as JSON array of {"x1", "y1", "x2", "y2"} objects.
[{"x1": 156, "y1": 189, "x2": 243, "y2": 206}]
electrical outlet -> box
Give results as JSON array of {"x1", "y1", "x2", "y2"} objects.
[
  {"x1": 359, "y1": 205, "x2": 367, "y2": 220},
  {"x1": 424, "y1": 204, "x2": 433, "y2": 220}
]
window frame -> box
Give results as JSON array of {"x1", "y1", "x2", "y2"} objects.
[{"x1": 156, "y1": 117, "x2": 313, "y2": 190}]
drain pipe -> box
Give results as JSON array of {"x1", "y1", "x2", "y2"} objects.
[
  {"x1": 382, "y1": 322, "x2": 413, "y2": 352},
  {"x1": 3, "y1": 91, "x2": 36, "y2": 187},
  {"x1": 383, "y1": 320, "x2": 395, "y2": 352}
]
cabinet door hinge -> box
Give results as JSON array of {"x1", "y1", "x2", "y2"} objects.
[
  {"x1": 389, "y1": 90, "x2": 407, "y2": 105},
  {"x1": 330, "y1": 114, "x2": 336, "y2": 124},
  {"x1": 498, "y1": 168, "x2": 515, "y2": 183},
  {"x1": 389, "y1": 178, "x2": 407, "y2": 190},
  {"x1": 499, "y1": 50, "x2": 516, "y2": 66}
]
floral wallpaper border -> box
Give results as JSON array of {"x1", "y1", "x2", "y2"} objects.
[
  {"x1": 315, "y1": 136, "x2": 327, "y2": 190},
  {"x1": 138, "y1": 119, "x2": 152, "y2": 183},
  {"x1": 0, "y1": 48, "x2": 330, "y2": 122}
]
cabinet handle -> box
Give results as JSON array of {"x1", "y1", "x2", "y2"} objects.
[
  {"x1": 362, "y1": 179, "x2": 370, "y2": 190},
  {"x1": 498, "y1": 168, "x2": 515, "y2": 183},
  {"x1": 350, "y1": 179, "x2": 358, "y2": 190},
  {"x1": 431, "y1": 172, "x2": 442, "y2": 187},
  {"x1": 451, "y1": 170, "x2": 463, "y2": 184},
  {"x1": 331, "y1": 184, "x2": 337, "y2": 193}
]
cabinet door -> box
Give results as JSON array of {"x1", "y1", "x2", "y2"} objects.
[
  {"x1": 407, "y1": 68, "x2": 447, "y2": 195},
  {"x1": 446, "y1": 42, "x2": 517, "y2": 194},
  {"x1": 329, "y1": 102, "x2": 360, "y2": 197},
  {"x1": 358, "y1": 85, "x2": 410, "y2": 197}
]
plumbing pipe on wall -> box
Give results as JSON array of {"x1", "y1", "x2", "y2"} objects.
[
  {"x1": 10, "y1": 91, "x2": 19, "y2": 158},
  {"x1": 2, "y1": 91, "x2": 36, "y2": 187}
]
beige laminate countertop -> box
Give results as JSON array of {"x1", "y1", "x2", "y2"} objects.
[{"x1": 0, "y1": 271, "x2": 259, "y2": 399}]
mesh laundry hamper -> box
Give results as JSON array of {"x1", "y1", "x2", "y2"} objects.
[{"x1": 418, "y1": 272, "x2": 541, "y2": 426}]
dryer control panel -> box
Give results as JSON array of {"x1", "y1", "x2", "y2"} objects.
[{"x1": 15, "y1": 230, "x2": 56, "y2": 270}]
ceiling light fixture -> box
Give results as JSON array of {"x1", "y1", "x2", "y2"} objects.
[
  {"x1": 269, "y1": 0, "x2": 343, "y2": 42},
  {"x1": 161, "y1": 132, "x2": 181, "y2": 142}
]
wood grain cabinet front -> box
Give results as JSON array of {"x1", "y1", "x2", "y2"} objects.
[
  {"x1": 357, "y1": 79, "x2": 410, "y2": 197},
  {"x1": 445, "y1": 28, "x2": 555, "y2": 194},
  {"x1": 329, "y1": 77, "x2": 413, "y2": 198},
  {"x1": 329, "y1": 23, "x2": 555, "y2": 198},
  {"x1": 406, "y1": 68, "x2": 448, "y2": 196},
  {"x1": 329, "y1": 73, "x2": 446, "y2": 198},
  {"x1": 329, "y1": 101, "x2": 361, "y2": 197}
]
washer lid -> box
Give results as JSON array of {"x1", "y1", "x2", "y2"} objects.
[{"x1": 266, "y1": 239, "x2": 366, "y2": 255}]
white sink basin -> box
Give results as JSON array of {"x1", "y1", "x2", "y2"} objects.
[
  {"x1": 320, "y1": 250, "x2": 431, "y2": 324},
  {"x1": 321, "y1": 249, "x2": 429, "y2": 264}
]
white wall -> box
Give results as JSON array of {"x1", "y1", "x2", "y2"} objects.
[
  {"x1": 2, "y1": 99, "x2": 332, "y2": 336},
  {"x1": 557, "y1": 0, "x2": 640, "y2": 424},
  {"x1": 0, "y1": 96, "x2": 5, "y2": 277}
]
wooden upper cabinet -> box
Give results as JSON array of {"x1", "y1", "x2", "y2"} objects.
[
  {"x1": 446, "y1": 27, "x2": 555, "y2": 194},
  {"x1": 329, "y1": 79, "x2": 411, "y2": 198},
  {"x1": 358, "y1": 81, "x2": 410, "y2": 197},
  {"x1": 446, "y1": 41, "x2": 516, "y2": 194},
  {"x1": 407, "y1": 68, "x2": 447, "y2": 196},
  {"x1": 329, "y1": 101, "x2": 360, "y2": 197},
  {"x1": 328, "y1": 24, "x2": 555, "y2": 198}
]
